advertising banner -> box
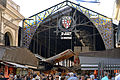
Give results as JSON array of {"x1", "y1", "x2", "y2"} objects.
[{"x1": 76, "y1": 0, "x2": 100, "y2": 3}]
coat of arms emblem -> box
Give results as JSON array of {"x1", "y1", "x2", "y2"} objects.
[
  {"x1": 62, "y1": 16, "x2": 72, "y2": 29},
  {"x1": 58, "y1": 16, "x2": 75, "y2": 32}
]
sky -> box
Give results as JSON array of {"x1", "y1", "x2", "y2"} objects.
[{"x1": 12, "y1": 0, "x2": 116, "y2": 18}]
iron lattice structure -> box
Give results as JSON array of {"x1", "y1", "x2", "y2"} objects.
[{"x1": 23, "y1": 0, "x2": 113, "y2": 49}]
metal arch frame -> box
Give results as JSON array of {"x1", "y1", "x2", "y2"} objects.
[{"x1": 23, "y1": 0, "x2": 113, "y2": 49}]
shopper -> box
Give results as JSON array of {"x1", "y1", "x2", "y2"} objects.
[
  {"x1": 8, "y1": 74, "x2": 14, "y2": 80},
  {"x1": 54, "y1": 74, "x2": 59, "y2": 80},
  {"x1": 80, "y1": 75, "x2": 85, "y2": 80},
  {"x1": 115, "y1": 73, "x2": 120, "y2": 80},
  {"x1": 47, "y1": 74, "x2": 53, "y2": 80},
  {"x1": 67, "y1": 72, "x2": 79, "y2": 80},
  {"x1": 101, "y1": 72, "x2": 108, "y2": 80},
  {"x1": 32, "y1": 74, "x2": 37, "y2": 80},
  {"x1": 15, "y1": 75, "x2": 21, "y2": 80},
  {"x1": 0, "y1": 73, "x2": 8, "y2": 80}
]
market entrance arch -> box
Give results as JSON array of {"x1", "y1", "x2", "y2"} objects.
[
  {"x1": 28, "y1": 7, "x2": 105, "y2": 58},
  {"x1": 23, "y1": 0, "x2": 113, "y2": 58}
]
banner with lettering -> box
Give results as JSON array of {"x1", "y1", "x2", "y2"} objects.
[{"x1": 76, "y1": 0, "x2": 100, "y2": 3}]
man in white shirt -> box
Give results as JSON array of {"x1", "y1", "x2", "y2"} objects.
[
  {"x1": 115, "y1": 73, "x2": 120, "y2": 80},
  {"x1": 67, "y1": 72, "x2": 79, "y2": 80},
  {"x1": 90, "y1": 73, "x2": 95, "y2": 80}
]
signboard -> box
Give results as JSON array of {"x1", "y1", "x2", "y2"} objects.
[
  {"x1": 57, "y1": 16, "x2": 77, "y2": 39},
  {"x1": 61, "y1": 32, "x2": 72, "y2": 39},
  {"x1": 76, "y1": 0, "x2": 100, "y2": 3}
]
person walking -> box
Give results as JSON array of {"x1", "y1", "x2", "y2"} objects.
[
  {"x1": 15, "y1": 75, "x2": 21, "y2": 80},
  {"x1": 115, "y1": 73, "x2": 120, "y2": 80},
  {"x1": 47, "y1": 74, "x2": 53, "y2": 80},
  {"x1": 80, "y1": 75, "x2": 85, "y2": 80},
  {"x1": 101, "y1": 72, "x2": 108, "y2": 80},
  {"x1": 67, "y1": 72, "x2": 79, "y2": 80},
  {"x1": 35, "y1": 73, "x2": 41, "y2": 80},
  {"x1": 0, "y1": 72, "x2": 8, "y2": 80},
  {"x1": 32, "y1": 74, "x2": 37, "y2": 80},
  {"x1": 54, "y1": 74, "x2": 59, "y2": 80},
  {"x1": 8, "y1": 74, "x2": 14, "y2": 80}
]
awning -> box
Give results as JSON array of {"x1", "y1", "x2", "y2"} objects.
[
  {"x1": 4, "y1": 61, "x2": 28, "y2": 68},
  {"x1": 79, "y1": 56, "x2": 120, "y2": 65},
  {"x1": 81, "y1": 64, "x2": 98, "y2": 67},
  {"x1": 81, "y1": 64, "x2": 98, "y2": 70},
  {"x1": 81, "y1": 68, "x2": 98, "y2": 70},
  {"x1": 0, "y1": 46, "x2": 38, "y2": 67},
  {"x1": 35, "y1": 54, "x2": 46, "y2": 61},
  {"x1": 25, "y1": 65, "x2": 37, "y2": 69},
  {"x1": 45, "y1": 49, "x2": 75, "y2": 63}
]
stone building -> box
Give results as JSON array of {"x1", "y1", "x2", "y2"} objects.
[
  {"x1": 113, "y1": 0, "x2": 120, "y2": 47},
  {"x1": 114, "y1": 0, "x2": 120, "y2": 21},
  {"x1": 0, "y1": 0, "x2": 38, "y2": 76},
  {"x1": 0, "y1": 0, "x2": 24, "y2": 46}
]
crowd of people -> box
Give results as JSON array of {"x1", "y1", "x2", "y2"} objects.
[
  {"x1": 0, "y1": 71, "x2": 120, "y2": 80},
  {"x1": 0, "y1": 72, "x2": 94, "y2": 80},
  {"x1": 101, "y1": 72, "x2": 120, "y2": 80}
]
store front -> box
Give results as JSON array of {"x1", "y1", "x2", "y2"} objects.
[
  {"x1": 0, "y1": 46, "x2": 38, "y2": 77},
  {"x1": 77, "y1": 48, "x2": 120, "y2": 78}
]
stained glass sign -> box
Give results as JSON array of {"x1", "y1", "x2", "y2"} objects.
[{"x1": 58, "y1": 16, "x2": 75, "y2": 32}]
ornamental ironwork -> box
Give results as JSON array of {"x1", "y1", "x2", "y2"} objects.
[{"x1": 23, "y1": 0, "x2": 113, "y2": 49}]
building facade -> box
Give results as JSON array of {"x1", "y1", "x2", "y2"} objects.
[
  {"x1": 114, "y1": 0, "x2": 120, "y2": 21},
  {"x1": 0, "y1": 0, "x2": 24, "y2": 46},
  {"x1": 114, "y1": 0, "x2": 120, "y2": 47},
  {"x1": 0, "y1": 0, "x2": 37, "y2": 77}
]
